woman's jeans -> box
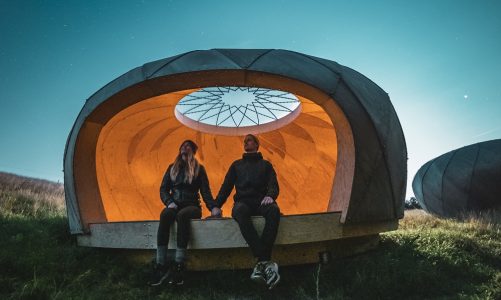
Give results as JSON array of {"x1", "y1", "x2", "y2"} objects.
[{"x1": 157, "y1": 205, "x2": 202, "y2": 248}]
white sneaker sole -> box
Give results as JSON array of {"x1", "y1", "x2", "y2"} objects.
[
  {"x1": 149, "y1": 273, "x2": 169, "y2": 287},
  {"x1": 251, "y1": 274, "x2": 266, "y2": 284},
  {"x1": 169, "y1": 279, "x2": 184, "y2": 286},
  {"x1": 267, "y1": 273, "x2": 280, "y2": 290}
]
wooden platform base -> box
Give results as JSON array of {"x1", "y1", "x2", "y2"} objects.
[
  {"x1": 77, "y1": 212, "x2": 396, "y2": 270},
  {"x1": 128, "y1": 234, "x2": 380, "y2": 270}
]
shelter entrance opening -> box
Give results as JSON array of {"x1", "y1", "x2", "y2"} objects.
[{"x1": 94, "y1": 88, "x2": 338, "y2": 221}]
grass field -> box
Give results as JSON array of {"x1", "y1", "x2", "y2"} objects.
[{"x1": 1, "y1": 171, "x2": 500, "y2": 299}]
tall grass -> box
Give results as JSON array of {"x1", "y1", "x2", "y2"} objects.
[
  {"x1": 0, "y1": 171, "x2": 64, "y2": 217},
  {"x1": 1, "y1": 172, "x2": 500, "y2": 299},
  {"x1": 385, "y1": 210, "x2": 501, "y2": 299}
]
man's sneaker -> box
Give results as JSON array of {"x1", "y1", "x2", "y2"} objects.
[
  {"x1": 264, "y1": 261, "x2": 280, "y2": 289},
  {"x1": 250, "y1": 261, "x2": 267, "y2": 283},
  {"x1": 148, "y1": 263, "x2": 171, "y2": 286},
  {"x1": 169, "y1": 262, "x2": 185, "y2": 286}
]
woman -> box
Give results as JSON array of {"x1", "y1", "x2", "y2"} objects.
[{"x1": 149, "y1": 140, "x2": 217, "y2": 286}]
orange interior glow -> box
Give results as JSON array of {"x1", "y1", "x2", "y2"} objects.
[{"x1": 92, "y1": 90, "x2": 337, "y2": 221}]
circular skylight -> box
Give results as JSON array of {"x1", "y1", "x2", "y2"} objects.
[{"x1": 174, "y1": 87, "x2": 301, "y2": 135}]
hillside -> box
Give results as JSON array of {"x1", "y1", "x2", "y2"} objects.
[
  {"x1": 0, "y1": 171, "x2": 64, "y2": 217},
  {"x1": 0, "y1": 172, "x2": 500, "y2": 299}
]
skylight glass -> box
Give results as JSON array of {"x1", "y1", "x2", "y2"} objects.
[{"x1": 175, "y1": 87, "x2": 301, "y2": 128}]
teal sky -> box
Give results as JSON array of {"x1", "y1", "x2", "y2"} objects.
[{"x1": 1, "y1": 0, "x2": 500, "y2": 198}]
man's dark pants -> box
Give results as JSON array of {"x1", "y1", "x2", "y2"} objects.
[{"x1": 232, "y1": 201, "x2": 280, "y2": 261}]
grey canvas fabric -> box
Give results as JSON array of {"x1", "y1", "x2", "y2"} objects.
[
  {"x1": 64, "y1": 49, "x2": 407, "y2": 233},
  {"x1": 413, "y1": 139, "x2": 501, "y2": 218}
]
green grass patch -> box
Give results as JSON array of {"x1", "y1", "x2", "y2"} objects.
[
  {"x1": 1, "y1": 173, "x2": 500, "y2": 299},
  {"x1": 1, "y1": 209, "x2": 499, "y2": 299}
]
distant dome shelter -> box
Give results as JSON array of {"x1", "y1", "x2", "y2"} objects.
[
  {"x1": 64, "y1": 49, "x2": 407, "y2": 269},
  {"x1": 413, "y1": 139, "x2": 501, "y2": 219}
]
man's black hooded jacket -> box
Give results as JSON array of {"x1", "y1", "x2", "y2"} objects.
[{"x1": 215, "y1": 152, "x2": 279, "y2": 208}]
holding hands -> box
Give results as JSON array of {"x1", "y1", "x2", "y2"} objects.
[
  {"x1": 211, "y1": 207, "x2": 222, "y2": 218},
  {"x1": 167, "y1": 202, "x2": 178, "y2": 209},
  {"x1": 261, "y1": 196, "x2": 274, "y2": 206}
]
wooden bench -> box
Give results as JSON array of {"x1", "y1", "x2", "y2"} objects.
[{"x1": 77, "y1": 212, "x2": 397, "y2": 269}]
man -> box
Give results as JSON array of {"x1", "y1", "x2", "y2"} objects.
[{"x1": 211, "y1": 134, "x2": 281, "y2": 289}]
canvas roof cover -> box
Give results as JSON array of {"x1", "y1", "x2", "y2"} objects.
[
  {"x1": 413, "y1": 139, "x2": 501, "y2": 218},
  {"x1": 64, "y1": 49, "x2": 407, "y2": 234}
]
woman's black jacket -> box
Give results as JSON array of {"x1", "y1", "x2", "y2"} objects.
[{"x1": 160, "y1": 164, "x2": 216, "y2": 210}]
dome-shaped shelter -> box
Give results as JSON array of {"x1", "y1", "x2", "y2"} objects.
[
  {"x1": 412, "y1": 139, "x2": 501, "y2": 219},
  {"x1": 64, "y1": 49, "x2": 406, "y2": 269}
]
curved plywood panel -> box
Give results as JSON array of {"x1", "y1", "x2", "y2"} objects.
[
  {"x1": 95, "y1": 93, "x2": 337, "y2": 221},
  {"x1": 412, "y1": 139, "x2": 501, "y2": 218},
  {"x1": 64, "y1": 49, "x2": 407, "y2": 234}
]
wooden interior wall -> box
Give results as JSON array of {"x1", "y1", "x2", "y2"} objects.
[{"x1": 93, "y1": 91, "x2": 338, "y2": 221}]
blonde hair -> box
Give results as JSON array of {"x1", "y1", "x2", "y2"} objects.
[{"x1": 170, "y1": 150, "x2": 200, "y2": 184}]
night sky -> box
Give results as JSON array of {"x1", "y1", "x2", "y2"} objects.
[{"x1": 1, "y1": 0, "x2": 500, "y2": 198}]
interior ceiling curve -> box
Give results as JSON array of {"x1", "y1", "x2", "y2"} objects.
[{"x1": 96, "y1": 89, "x2": 338, "y2": 220}]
